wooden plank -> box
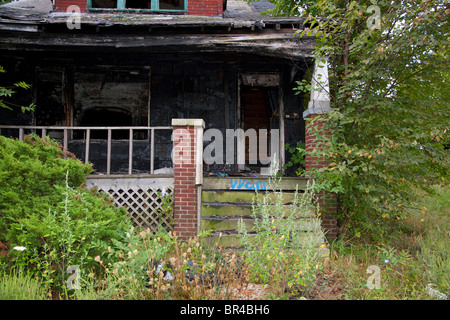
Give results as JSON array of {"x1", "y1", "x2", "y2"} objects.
[
  {"x1": 201, "y1": 203, "x2": 315, "y2": 218},
  {"x1": 202, "y1": 190, "x2": 257, "y2": 204},
  {"x1": 201, "y1": 217, "x2": 254, "y2": 232},
  {"x1": 201, "y1": 216, "x2": 321, "y2": 233},
  {"x1": 202, "y1": 176, "x2": 309, "y2": 191},
  {"x1": 0, "y1": 33, "x2": 315, "y2": 60},
  {"x1": 85, "y1": 129, "x2": 90, "y2": 164},
  {"x1": 106, "y1": 129, "x2": 112, "y2": 175},
  {"x1": 279, "y1": 84, "x2": 285, "y2": 172},
  {"x1": 128, "y1": 128, "x2": 133, "y2": 175},
  {"x1": 202, "y1": 232, "x2": 326, "y2": 249},
  {"x1": 85, "y1": 176, "x2": 174, "y2": 190},
  {"x1": 202, "y1": 190, "x2": 298, "y2": 204},
  {"x1": 63, "y1": 128, "x2": 68, "y2": 159},
  {"x1": 150, "y1": 127, "x2": 155, "y2": 174},
  {"x1": 0, "y1": 24, "x2": 39, "y2": 33},
  {"x1": 202, "y1": 203, "x2": 252, "y2": 217},
  {"x1": 195, "y1": 125, "x2": 203, "y2": 186}
]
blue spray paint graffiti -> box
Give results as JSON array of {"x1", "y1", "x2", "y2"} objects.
[{"x1": 230, "y1": 178, "x2": 268, "y2": 191}]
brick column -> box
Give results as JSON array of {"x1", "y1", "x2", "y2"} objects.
[
  {"x1": 304, "y1": 115, "x2": 338, "y2": 239},
  {"x1": 171, "y1": 119, "x2": 204, "y2": 241},
  {"x1": 303, "y1": 56, "x2": 338, "y2": 239}
]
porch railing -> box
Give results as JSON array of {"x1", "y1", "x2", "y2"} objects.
[{"x1": 0, "y1": 125, "x2": 173, "y2": 175}]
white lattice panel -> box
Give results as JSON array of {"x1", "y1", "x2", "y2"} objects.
[{"x1": 86, "y1": 176, "x2": 174, "y2": 232}]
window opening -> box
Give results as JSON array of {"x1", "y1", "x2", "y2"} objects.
[
  {"x1": 89, "y1": 0, "x2": 186, "y2": 11},
  {"x1": 92, "y1": 0, "x2": 117, "y2": 9},
  {"x1": 159, "y1": 0, "x2": 183, "y2": 10},
  {"x1": 126, "y1": 0, "x2": 151, "y2": 9},
  {"x1": 80, "y1": 107, "x2": 132, "y2": 139}
]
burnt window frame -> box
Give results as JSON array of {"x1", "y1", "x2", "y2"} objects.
[
  {"x1": 87, "y1": 0, "x2": 188, "y2": 13},
  {"x1": 71, "y1": 67, "x2": 151, "y2": 141}
]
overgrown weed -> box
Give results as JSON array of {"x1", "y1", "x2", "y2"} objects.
[
  {"x1": 238, "y1": 157, "x2": 328, "y2": 298},
  {"x1": 314, "y1": 183, "x2": 449, "y2": 300},
  {"x1": 74, "y1": 227, "x2": 251, "y2": 300}
]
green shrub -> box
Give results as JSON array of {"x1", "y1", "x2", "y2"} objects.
[
  {"x1": 284, "y1": 142, "x2": 306, "y2": 176},
  {"x1": 0, "y1": 134, "x2": 92, "y2": 243},
  {"x1": 0, "y1": 135, "x2": 132, "y2": 295}
]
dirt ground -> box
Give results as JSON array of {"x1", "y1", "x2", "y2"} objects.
[
  {"x1": 221, "y1": 264, "x2": 345, "y2": 300},
  {"x1": 303, "y1": 266, "x2": 345, "y2": 300}
]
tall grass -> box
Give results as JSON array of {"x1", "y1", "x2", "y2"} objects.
[
  {"x1": 313, "y1": 183, "x2": 449, "y2": 300},
  {"x1": 0, "y1": 269, "x2": 48, "y2": 300},
  {"x1": 414, "y1": 184, "x2": 449, "y2": 295}
]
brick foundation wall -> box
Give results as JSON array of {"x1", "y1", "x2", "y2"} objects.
[
  {"x1": 305, "y1": 114, "x2": 339, "y2": 239},
  {"x1": 53, "y1": 0, "x2": 224, "y2": 16}
]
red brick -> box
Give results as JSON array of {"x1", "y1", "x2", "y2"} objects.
[
  {"x1": 55, "y1": 0, "x2": 223, "y2": 16},
  {"x1": 54, "y1": 0, "x2": 88, "y2": 12},
  {"x1": 305, "y1": 114, "x2": 338, "y2": 239},
  {"x1": 172, "y1": 120, "x2": 205, "y2": 241}
]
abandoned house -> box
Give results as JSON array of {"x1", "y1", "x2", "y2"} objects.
[{"x1": 0, "y1": 0, "x2": 338, "y2": 244}]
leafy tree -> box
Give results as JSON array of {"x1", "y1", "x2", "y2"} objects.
[{"x1": 263, "y1": 0, "x2": 449, "y2": 241}]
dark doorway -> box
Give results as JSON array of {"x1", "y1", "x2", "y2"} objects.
[{"x1": 241, "y1": 86, "x2": 276, "y2": 170}]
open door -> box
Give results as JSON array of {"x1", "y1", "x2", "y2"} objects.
[{"x1": 241, "y1": 86, "x2": 272, "y2": 172}]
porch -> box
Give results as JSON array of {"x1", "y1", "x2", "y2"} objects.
[
  {"x1": 0, "y1": 0, "x2": 339, "y2": 248},
  {"x1": 0, "y1": 123, "x2": 316, "y2": 241},
  {"x1": 0, "y1": 1, "x2": 338, "y2": 238}
]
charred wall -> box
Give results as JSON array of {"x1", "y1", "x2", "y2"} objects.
[{"x1": 0, "y1": 51, "x2": 308, "y2": 175}]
